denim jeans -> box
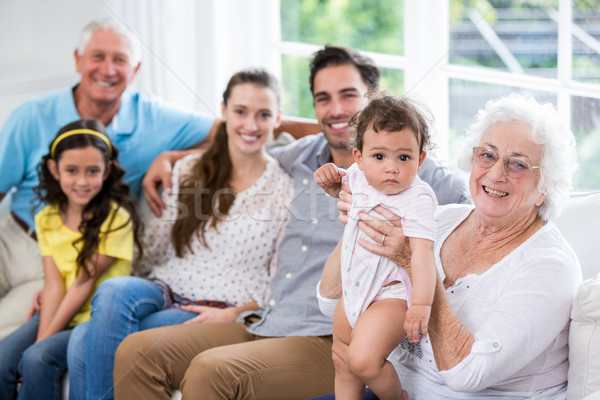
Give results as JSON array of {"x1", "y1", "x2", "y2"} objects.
[
  {"x1": 307, "y1": 388, "x2": 379, "y2": 400},
  {"x1": 0, "y1": 312, "x2": 71, "y2": 400},
  {"x1": 66, "y1": 276, "x2": 195, "y2": 400}
]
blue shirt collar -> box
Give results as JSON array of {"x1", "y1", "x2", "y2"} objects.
[{"x1": 110, "y1": 89, "x2": 135, "y2": 135}]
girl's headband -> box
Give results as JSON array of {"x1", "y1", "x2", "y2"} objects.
[{"x1": 50, "y1": 129, "x2": 112, "y2": 159}]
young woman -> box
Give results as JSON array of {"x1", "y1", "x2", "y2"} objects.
[
  {"x1": 67, "y1": 68, "x2": 294, "y2": 399},
  {"x1": 0, "y1": 118, "x2": 142, "y2": 399}
]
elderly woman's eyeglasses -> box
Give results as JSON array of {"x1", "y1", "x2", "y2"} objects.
[{"x1": 472, "y1": 147, "x2": 541, "y2": 178}]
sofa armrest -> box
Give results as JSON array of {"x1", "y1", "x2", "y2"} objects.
[{"x1": 568, "y1": 274, "x2": 600, "y2": 400}]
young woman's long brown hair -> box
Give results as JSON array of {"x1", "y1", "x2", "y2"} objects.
[
  {"x1": 34, "y1": 118, "x2": 143, "y2": 278},
  {"x1": 171, "y1": 68, "x2": 281, "y2": 257}
]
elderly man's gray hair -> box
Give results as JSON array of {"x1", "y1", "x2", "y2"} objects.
[{"x1": 77, "y1": 17, "x2": 142, "y2": 66}]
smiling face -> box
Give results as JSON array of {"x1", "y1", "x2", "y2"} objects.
[
  {"x1": 313, "y1": 64, "x2": 369, "y2": 151},
  {"x1": 75, "y1": 28, "x2": 140, "y2": 106},
  {"x1": 48, "y1": 146, "x2": 109, "y2": 213},
  {"x1": 222, "y1": 83, "x2": 281, "y2": 156},
  {"x1": 353, "y1": 127, "x2": 425, "y2": 195},
  {"x1": 470, "y1": 120, "x2": 546, "y2": 224}
]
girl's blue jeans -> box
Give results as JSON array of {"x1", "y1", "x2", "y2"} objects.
[
  {"x1": 0, "y1": 312, "x2": 71, "y2": 400},
  {"x1": 66, "y1": 276, "x2": 195, "y2": 400}
]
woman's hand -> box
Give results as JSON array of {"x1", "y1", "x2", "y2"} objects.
[
  {"x1": 180, "y1": 305, "x2": 239, "y2": 324},
  {"x1": 337, "y1": 182, "x2": 352, "y2": 225},
  {"x1": 357, "y1": 204, "x2": 412, "y2": 273}
]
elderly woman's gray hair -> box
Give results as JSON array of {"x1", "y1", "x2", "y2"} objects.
[
  {"x1": 457, "y1": 92, "x2": 577, "y2": 221},
  {"x1": 78, "y1": 18, "x2": 142, "y2": 66}
]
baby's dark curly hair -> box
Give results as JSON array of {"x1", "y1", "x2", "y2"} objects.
[
  {"x1": 350, "y1": 93, "x2": 433, "y2": 154},
  {"x1": 33, "y1": 118, "x2": 143, "y2": 279}
]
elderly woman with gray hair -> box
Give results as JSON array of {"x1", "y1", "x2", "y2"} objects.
[{"x1": 316, "y1": 93, "x2": 581, "y2": 399}]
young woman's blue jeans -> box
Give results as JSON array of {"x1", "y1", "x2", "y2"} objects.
[
  {"x1": 0, "y1": 312, "x2": 71, "y2": 400},
  {"x1": 66, "y1": 276, "x2": 196, "y2": 400}
]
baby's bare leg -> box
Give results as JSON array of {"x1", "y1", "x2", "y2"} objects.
[
  {"x1": 349, "y1": 298, "x2": 409, "y2": 400},
  {"x1": 332, "y1": 298, "x2": 365, "y2": 400}
]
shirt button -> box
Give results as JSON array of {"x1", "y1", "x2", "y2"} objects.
[
  {"x1": 301, "y1": 245, "x2": 308, "y2": 252},
  {"x1": 285, "y1": 273, "x2": 292, "y2": 279},
  {"x1": 312, "y1": 218, "x2": 318, "y2": 224},
  {"x1": 269, "y1": 299, "x2": 276, "y2": 306},
  {"x1": 302, "y1": 178, "x2": 309, "y2": 185},
  {"x1": 493, "y1": 342, "x2": 499, "y2": 348}
]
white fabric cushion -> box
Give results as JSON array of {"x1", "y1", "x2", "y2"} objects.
[
  {"x1": 568, "y1": 274, "x2": 600, "y2": 400},
  {"x1": 554, "y1": 191, "x2": 600, "y2": 280},
  {"x1": 583, "y1": 392, "x2": 600, "y2": 400}
]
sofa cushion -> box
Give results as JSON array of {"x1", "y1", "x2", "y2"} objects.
[
  {"x1": 583, "y1": 391, "x2": 600, "y2": 400},
  {"x1": 568, "y1": 273, "x2": 600, "y2": 400},
  {"x1": 553, "y1": 191, "x2": 600, "y2": 280}
]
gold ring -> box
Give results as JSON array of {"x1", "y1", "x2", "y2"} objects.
[{"x1": 381, "y1": 234, "x2": 386, "y2": 245}]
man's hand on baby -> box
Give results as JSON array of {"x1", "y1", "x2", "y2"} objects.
[
  {"x1": 404, "y1": 304, "x2": 431, "y2": 342},
  {"x1": 337, "y1": 183, "x2": 352, "y2": 225},
  {"x1": 313, "y1": 162, "x2": 346, "y2": 198}
]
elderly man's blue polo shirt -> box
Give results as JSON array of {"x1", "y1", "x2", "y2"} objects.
[{"x1": 0, "y1": 86, "x2": 215, "y2": 229}]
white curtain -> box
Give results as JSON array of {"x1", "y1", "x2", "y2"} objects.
[
  {"x1": 99, "y1": 0, "x2": 280, "y2": 119},
  {"x1": 100, "y1": 0, "x2": 220, "y2": 118}
]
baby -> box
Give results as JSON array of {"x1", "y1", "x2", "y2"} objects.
[{"x1": 314, "y1": 94, "x2": 437, "y2": 399}]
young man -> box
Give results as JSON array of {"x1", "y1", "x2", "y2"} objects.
[
  {"x1": 108, "y1": 45, "x2": 468, "y2": 400},
  {"x1": 0, "y1": 18, "x2": 218, "y2": 341}
]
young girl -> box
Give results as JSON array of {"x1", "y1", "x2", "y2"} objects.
[
  {"x1": 0, "y1": 118, "x2": 142, "y2": 399},
  {"x1": 67, "y1": 68, "x2": 294, "y2": 399},
  {"x1": 314, "y1": 94, "x2": 437, "y2": 399}
]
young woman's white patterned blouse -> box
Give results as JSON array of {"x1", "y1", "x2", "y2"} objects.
[{"x1": 141, "y1": 152, "x2": 292, "y2": 307}]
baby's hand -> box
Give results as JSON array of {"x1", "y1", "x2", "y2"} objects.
[
  {"x1": 404, "y1": 304, "x2": 431, "y2": 343},
  {"x1": 313, "y1": 163, "x2": 346, "y2": 198}
]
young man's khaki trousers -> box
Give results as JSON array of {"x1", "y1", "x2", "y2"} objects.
[{"x1": 114, "y1": 322, "x2": 334, "y2": 400}]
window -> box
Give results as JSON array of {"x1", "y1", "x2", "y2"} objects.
[
  {"x1": 279, "y1": 0, "x2": 405, "y2": 119},
  {"x1": 279, "y1": 0, "x2": 600, "y2": 191}
]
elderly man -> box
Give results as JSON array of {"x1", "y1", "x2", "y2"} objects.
[
  {"x1": 110, "y1": 45, "x2": 468, "y2": 400},
  {"x1": 0, "y1": 17, "x2": 219, "y2": 341}
]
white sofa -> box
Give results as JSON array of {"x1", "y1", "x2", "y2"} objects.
[
  {"x1": 558, "y1": 191, "x2": 600, "y2": 399},
  {"x1": 2, "y1": 190, "x2": 599, "y2": 399}
]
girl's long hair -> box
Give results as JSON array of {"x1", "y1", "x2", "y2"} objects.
[
  {"x1": 171, "y1": 68, "x2": 280, "y2": 256},
  {"x1": 33, "y1": 118, "x2": 143, "y2": 279}
]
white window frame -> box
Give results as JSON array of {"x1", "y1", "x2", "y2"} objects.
[{"x1": 275, "y1": 0, "x2": 600, "y2": 161}]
